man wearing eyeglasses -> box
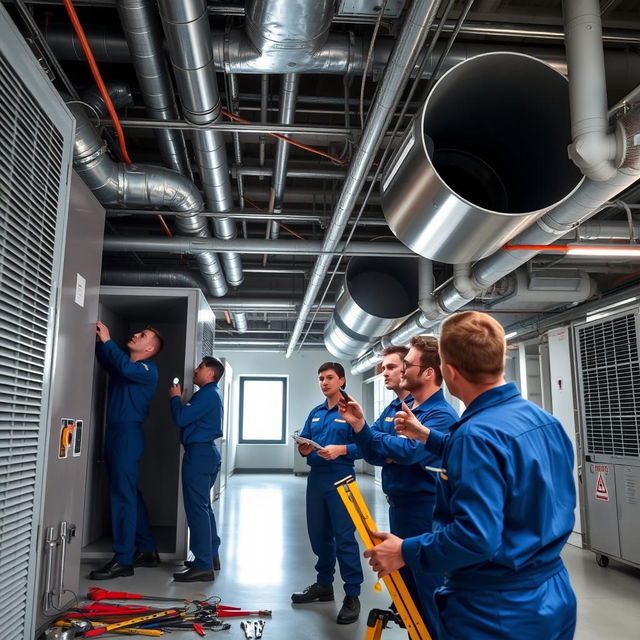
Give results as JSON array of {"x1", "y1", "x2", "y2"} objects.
[
  {"x1": 340, "y1": 336, "x2": 457, "y2": 637},
  {"x1": 365, "y1": 312, "x2": 577, "y2": 640}
]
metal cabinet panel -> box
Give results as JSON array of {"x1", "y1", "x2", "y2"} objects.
[
  {"x1": 616, "y1": 465, "x2": 640, "y2": 565},
  {"x1": 584, "y1": 462, "x2": 620, "y2": 558}
]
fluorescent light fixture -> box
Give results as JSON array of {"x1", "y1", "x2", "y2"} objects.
[
  {"x1": 586, "y1": 296, "x2": 638, "y2": 323},
  {"x1": 566, "y1": 245, "x2": 640, "y2": 257},
  {"x1": 504, "y1": 331, "x2": 518, "y2": 340}
]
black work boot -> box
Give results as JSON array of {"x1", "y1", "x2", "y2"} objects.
[
  {"x1": 89, "y1": 559, "x2": 134, "y2": 580},
  {"x1": 337, "y1": 595, "x2": 360, "y2": 624},
  {"x1": 291, "y1": 583, "x2": 334, "y2": 603},
  {"x1": 133, "y1": 550, "x2": 160, "y2": 567}
]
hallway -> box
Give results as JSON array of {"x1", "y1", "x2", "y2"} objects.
[{"x1": 79, "y1": 473, "x2": 640, "y2": 639}]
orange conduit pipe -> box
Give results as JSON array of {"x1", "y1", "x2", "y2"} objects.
[
  {"x1": 222, "y1": 110, "x2": 349, "y2": 166},
  {"x1": 62, "y1": 0, "x2": 173, "y2": 237}
]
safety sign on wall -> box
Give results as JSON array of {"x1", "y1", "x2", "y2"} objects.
[{"x1": 592, "y1": 464, "x2": 610, "y2": 501}]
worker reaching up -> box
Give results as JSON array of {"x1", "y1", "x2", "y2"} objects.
[{"x1": 366, "y1": 311, "x2": 577, "y2": 640}]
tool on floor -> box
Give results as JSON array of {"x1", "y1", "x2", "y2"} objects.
[
  {"x1": 214, "y1": 605, "x2": 272, "y2": 617},
  {"x1": 240, "y1": 620, "x2": 254, "y2": 640},
  {"x1": 82, "y1": 606, "x2": 188, "y2": 637},
  {"x1": 88, "y1": 587, "x2": 190, "y2": 603},
  {"x1": 335, "y1": 475, "x2": 432, "y2": 640},
  {"x1": 54, "y1": 619, "x2": 164, "y2": 636}
]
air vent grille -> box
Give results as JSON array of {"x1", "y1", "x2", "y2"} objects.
[{"x1": 578, "y1": 312, "x2": 640, "y2": 458}]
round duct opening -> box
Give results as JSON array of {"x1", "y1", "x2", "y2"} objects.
[
  {"x1": 381, "y1": 52, "x2": 584, "y2": 264},
  {"x1": 324, "y1": 257, "x2": 417, "y2": 358}
]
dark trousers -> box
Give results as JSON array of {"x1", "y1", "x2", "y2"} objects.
[
  {"x1": 389, "y1": 495, "x2": 443, "y2": 639},
  {"x1": 105, "y1": 423, "x2": 155, "y2": 565},
  {"x1": 306, "y1": 468, "x2": 364, "y2": 596},
  {"x1": 182, "y1": 442, "x2": 221, "y2": 570}
]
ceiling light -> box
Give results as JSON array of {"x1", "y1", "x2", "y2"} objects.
[
  {"x1": 504, "y1": 331, "x2": 518, "y2": 340},
  {"x1": 585, "y1": 297, "x2": 638, "y2": 323},
  {"x1": 565, "y1": 245, "x2": 640, "y2": 257}
]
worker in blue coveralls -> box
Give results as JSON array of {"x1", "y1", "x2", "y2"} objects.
[
  {"x1": 341, "y1": 338, "x2": 458, "y2": 638},
  {"x1": 90, "y1": 321, "x2": 163, "y2": 580},
  {"x1": 291, "y1": 362, "x2": 364, "y2": 625},
  {"x1": 170, "y1": 356, "x2": 225, "y2": 583},
  {"x1": 366, "y1": 311, "x2": 577, "y2": 640}
]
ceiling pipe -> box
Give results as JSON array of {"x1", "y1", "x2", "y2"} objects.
[
  {"x1": 115, "y1": 0, "x2": 191, "y2": 177},
  {"x1": 157, "y1": 0, "x2": 243, "y2": 287},
  {"x1": 232, "y1": 312, "x2": 248, "y2": 333},
  {"x1": 285, "y1": 0, "x2": 442, "y2": 359},
  {"x1": 101, "y1": 236, "x2": 415, "y2": 257},
  {"x1": 563, "y1": 0, "x2": 621, "y2": 181},
  {"x1": 578, "y1": 218, "x2": 640, "y2": 240},
  {"x1": 270, "y1": 73, "x2": 300, "y2": 240},
  {"x1": 68, "y1": 102, "x2": 228, "y2": 296},
  {"x1": 350, "y1": 105, "x2": 640, "y2": 374}
]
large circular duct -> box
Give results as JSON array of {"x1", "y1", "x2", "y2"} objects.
[
  {"x1": 381, "y1": 52, "x2": 584, "y2": 264},
  {"x1": 324, "y1": 258, "x2": 418, "y2": 358}
]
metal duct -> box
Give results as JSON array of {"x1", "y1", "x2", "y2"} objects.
[
  {"x1": 381, "y1": 52, "x2": 584, "y2": 264},
  {"x1": 233, "y1": 312, "x2": 248, "y2": 333},
  {"x1": 116, "y1": 0, "x2": 191, "y2": 177},
  {"x1": 270, "y1": 73, "x2": 300, "y2": 239},
  {"x1": 81, "y1": 84, "x2": 133, "y2": 114},
  {"x1": 68, "y1": 102, "x2": 228, "y2": 296},
  {"x1": 324, "y1": 258, "x2": 418, "y2": 358},
  {"x1": 285, "y1": 0, "x2": 442, "y2": 358},
  {"x1": 101, "y1": 267, "x2": 206, "y2": 289},
  {"x1": 157, "y1": 0, "x2": 243, "y2": 287}
]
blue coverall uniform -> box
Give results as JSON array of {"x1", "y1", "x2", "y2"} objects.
[
  {"x1": 95, "y1": 340, "x2": 158, "y2": 566},
  {"x1": 170, "y1": 381, "x2": 223, "y2": 571},
  {"x1": 299, "y1": 401, "x2": 364, "y2": 596},
  {"x1": 401, "y1": 383, "x2": 577, "y2": 640},
  {"x1": 353, "y1": 390, "x2": 458, "y2": 637}
]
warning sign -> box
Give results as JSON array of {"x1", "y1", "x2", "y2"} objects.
[{"x1": 595, "y1": 472, "x2": 609, "y2": 501}]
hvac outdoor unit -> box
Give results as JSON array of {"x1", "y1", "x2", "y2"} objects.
[
  {"x1": 0, "y1": 5, "x2": 77, "y2": 638},
  {"x1": 574, "y1": 308, "x2": 640, "y2": 570}
]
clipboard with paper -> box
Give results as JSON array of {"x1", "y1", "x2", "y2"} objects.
[{"x1": 292, "y1": 434, "x2": 323, "y2": 450}]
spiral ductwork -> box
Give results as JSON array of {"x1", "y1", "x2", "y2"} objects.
[
  {"x1": 324, "y1": 258, "x2": 418, "y2": 358},
  {"x1": 381, "y1": 52, "x2": 585, "y2": 264}
]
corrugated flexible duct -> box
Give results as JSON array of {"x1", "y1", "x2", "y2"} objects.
[
  {"x1": 157, "y1": 0, "x2": 243, "y2": 287},
  {"x1": 68, "y1": 102, "x2": 228, "y2": 297}
]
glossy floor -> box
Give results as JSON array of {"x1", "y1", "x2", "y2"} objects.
[{"x1": 79, "y1": 473, "x2": 640, "y2": 639}]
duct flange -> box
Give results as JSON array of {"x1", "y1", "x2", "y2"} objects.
[
  {"x1": 324, "y1": 257, "x2": 418, "y2": 358},
  {"x1": 381, "y1": 52, "x2": 584, "y2": 264}
]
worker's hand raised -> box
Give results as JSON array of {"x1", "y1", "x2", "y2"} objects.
[
  {"x1": 338, "y1": 394, "x2": 366, "y2": 432},
  {"x1": 363, "y1": 531, "x2": 405, "y2": 577},
  {"x1": 168, "y1": 381, "x2": 182, "y2": 398},
  {"x1": 96, "y1": 321, "x2": 111, "y2": 343},
  {"x1": 394, "y1": 402, "x2": 430, "y2": 443},
  {"x1": 317, "y1": 444, "x2": 346, "y2": 460}
]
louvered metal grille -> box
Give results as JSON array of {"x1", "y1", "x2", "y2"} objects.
[
  {"x1": 202, "y1": 323, "x2": 214, "y2": 356},
  {"x1": 0, "y1": 49, "x2": 65, "y2": 632},
  {"x1": 577, "y1": 312, "x2": 640, "y2": 458}
]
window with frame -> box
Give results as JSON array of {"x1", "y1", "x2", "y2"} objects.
[{"x1": 239, "y1": 376, "x2": 288, "y2": 443}]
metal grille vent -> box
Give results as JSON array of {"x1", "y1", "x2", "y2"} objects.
[
  {"x1": 202, "y1": 323, "x2": 214, "y2": 357},
  {"x1": 0, "y1": 50, "x2": 65, "y2": 630},
  {"x1": 578, "y1": 312, "x2": 640, "y2": 458}
]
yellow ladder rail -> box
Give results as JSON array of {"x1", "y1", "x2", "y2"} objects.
[{"x1": 335, "y1": 475, "x2": 432, "y2": 640}]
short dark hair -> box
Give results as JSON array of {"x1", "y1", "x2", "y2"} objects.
[
  {"x1": 145, "y1": 326, "x2": 164, "y2": 356},
  {"x1": 318, "y1": 361, "x2": 346, "y2": 389},
  {"x1": 409, "y1": 335, "x2": 443, "y2": 386},
  {"x1": 202, "y1": 356, "x2": 225, "y2": 381},
  {"x1": 381, "y1": 345, "x2": 409, "y2": 360}
]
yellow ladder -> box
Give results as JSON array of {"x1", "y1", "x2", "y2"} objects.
[{"x1": 335, "y1": 475, "x2": 432, "y2": 640}]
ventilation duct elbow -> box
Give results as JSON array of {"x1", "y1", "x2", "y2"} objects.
[
  {"x1": 381, "y1": 52, "x2": 584, "y2": 264},
  {"x1": 324, "y1": 258, "x2": 418, "y2": 358}
]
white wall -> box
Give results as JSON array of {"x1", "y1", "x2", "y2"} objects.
[{"x1": 215, "y1": 349, "x2": 363, "y2": 471}]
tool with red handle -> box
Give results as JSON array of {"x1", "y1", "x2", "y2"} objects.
[
  {"x1": 83, "y1": 608, "x2": 181, "y2": 637},
  {"x1": 88, "y1": 587, "x2": 185, "y2": 602},
  {"x1": 214, "y1": 605, "x2": 272, "y2": 617}
]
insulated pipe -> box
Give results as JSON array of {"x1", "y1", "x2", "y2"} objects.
[
  {"x1": 157, "y1": 0, "x2": 243, "y2": 287},
  {"x1": 285, "y1": 0, "x2": 442, "y2": 358},
  {"x1": 578, "y1": 219, "x2": 640, "y2": 240},
  {"x1": 68, "y1": 102, "x2": 228, "y2": 296},
  {"x1": 116, "y1": 0, "x2": 191, "y2": 177},
  {"x1": 233, "y1": 312, "x2": 248, "y2": 333},
  {"x1": 101, "y1": 236, "x2": 415, "y2": 257},
  {"x1": 350, "y1": 105, "x2": 640, "y2": 374},
  {"x1": 101, "y1": 267, "x2": 207, "y2": 289},
  {"x1": 270, "y1": 74, "x2": 300, "y2": 239},
  {"x1": 563, "y1": 0, "x2": 619, "y2": 181}
]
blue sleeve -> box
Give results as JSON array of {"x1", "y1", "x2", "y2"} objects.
[
  {"x1": 368, "y1": 409, "x2": 454, "y2": 465},
  {"x1": 97, "y1": 340, "x2": 156, "y2": 384},
  {"x1": 401, "y1": 434, "x2": 507, "y2": 573},
  {"x1": 425, "y1": 428, "x2": 449, "y2": 456},
  {"x1": 342, "y1": 442, "x2": 362, "y2": 461},
  {"x1": 170, "y1": 389, "x2": 221, "y2": 429},
  {"x1": 353, "y1": 423, "x2": 391, "y2": 466},
  {"x1": 95, "y1": 341, "x2": 117, "y2": 375},
  {"x1": 298, "y1": 413, "x2": 315, "y2": 459}
]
